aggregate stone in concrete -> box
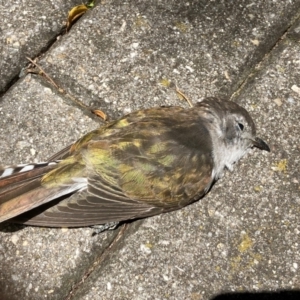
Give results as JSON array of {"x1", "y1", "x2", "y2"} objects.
[
  {"x1": 0, "y1": 76, "x2": 121, "y2": 300},
  {"x1": 39, "y1": 0, "x2": 300, "y2": 115},
  {"x1": 0, "y1": 0, "x2": 80, "y2": 93},
  {"x1": 70, "y1": 16, "x2": 300, "y2": 300}
]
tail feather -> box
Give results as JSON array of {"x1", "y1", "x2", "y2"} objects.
[
  {"x1": 0, "y1": 162, "x2": 59, "y2": 190},
  {"x1": 0, "y1": 181, "x2": 87, "y2": 223},
  {"x1": 0, "y1": 179, "x2": 41, "y2": 205},
  {"x1": 0, "y1": 161, "x2": 86, "y2": 223}
]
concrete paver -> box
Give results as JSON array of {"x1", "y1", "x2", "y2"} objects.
[{"x1": 0, "y1": 0, "x2": 79, "y2": 93}]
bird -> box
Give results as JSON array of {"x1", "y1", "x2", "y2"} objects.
[{"x1": 0, "y1": 97, "x2": 270, "y2": 228}]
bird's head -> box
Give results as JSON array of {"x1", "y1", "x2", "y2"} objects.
[{"x1": 196, "y1": 98, "x2": 270, "y2": 178}]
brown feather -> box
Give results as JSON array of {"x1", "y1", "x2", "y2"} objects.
[
  {"x1": 1, "y1": 99, "x2": 268, "y2": 228},
  {"x1": 10, "y1": 107, "x2": 215, "y2": 227}
]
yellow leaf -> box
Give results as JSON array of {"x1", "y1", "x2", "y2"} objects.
[
  {"x1": 159, "y1": 78, "x2": 171, "y2": 88},
  {"x1": 175, "y1": 22, "x2": 189, "y2": 33},
  {"x1": 145, "y1": 242, "x2": 153, "y2": 248},
  {"x1": 254, "y1": 186, "x2": 262, "y2": 192},
  {"x1": 271, "y1": 159, "x2": 288, "y2": 173},
  {"x1": 92, "y1": 109, "x2": 107, "y2": 121},
  {"x1": 86, "y1": 0, "x2": 95, "y2": 9},
  {"x1": 67, "y1": 4, "x2": 88, "y2": 31},
  {"x1": 238, "y1": 233, "x2": 253, "y2": 253}
]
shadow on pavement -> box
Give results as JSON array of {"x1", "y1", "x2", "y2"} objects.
[{"x1": 212, "y1": 290, "x2": 300, "y2": 300}]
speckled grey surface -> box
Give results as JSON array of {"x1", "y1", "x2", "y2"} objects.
[
  {"x1": 0, "y1": 0, "x2": 79, "y2": 93},
  {"x1": 0, "y1": 0, "x2": 299, "y2": 299},
  {"x1": 72, "y1": 20, "x2": 300, "y2": 300},
  {"x1": 0, "y1": 76, "x2": 99, "y2": 165},
  {"x1": 39, "y1": 0, "x2": 300, "y2": 115}
]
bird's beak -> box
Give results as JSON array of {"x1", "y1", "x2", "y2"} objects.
[{"x1": 253, "y1": 137, "x2": 270, "y2": 152}]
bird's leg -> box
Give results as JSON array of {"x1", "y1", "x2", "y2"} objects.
[{"x1": 91, "y1": 221, "x2": 120, "y2": 234}]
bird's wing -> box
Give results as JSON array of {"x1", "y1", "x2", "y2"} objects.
[
  {"x1": 13, "y1": 178, "x2": 160, "y2": 227},
  {"x1": 47, "y1": 144, "x2": 73, "y2": 161},
  {"x1": 12, "y1": 108, "x2": 214, "y2": 227}
]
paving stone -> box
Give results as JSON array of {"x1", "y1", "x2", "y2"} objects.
[
  {"x1": 39, "y1": 0, "x2": 300, "y2": 113},
  {"x1": 0, "y1": 0, "x2": 79, "y2": 93}
]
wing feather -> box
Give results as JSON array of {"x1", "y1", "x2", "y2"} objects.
[{"x1": 5, "y1": 106, "x2": 214, "y2": 227}]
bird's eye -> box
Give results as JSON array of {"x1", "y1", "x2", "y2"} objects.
[{"x1": 238, "y1": 123, "x2": 244, "y2": 131}]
